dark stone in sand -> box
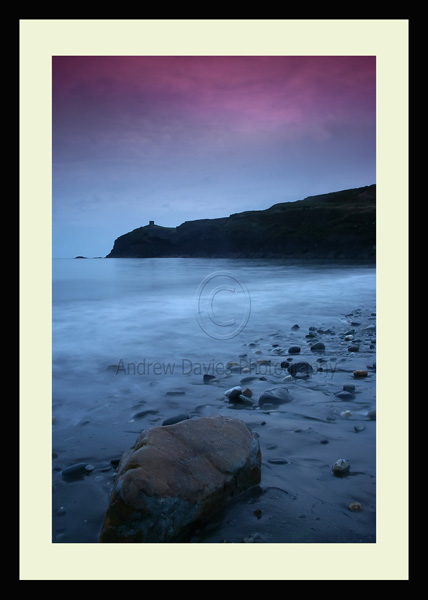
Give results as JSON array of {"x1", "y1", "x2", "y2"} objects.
[
  {"x1": 343, "y1": 384, "x2": 356, "y2": 392},
  {"x1": 331, "y1": 458, "x2": 350, "y2": 476},
  {"x1": 335, "y1": 391, "x2": 355, "y2": 401},
  {"x1": 203, "y1": 374, "x2": 217, "y2": 384},
  {"x1": 348, "y1": 345, "x2": 360, "y2": 352},
  {"x1": 236, "y1": 395, "x2": 255, "y2": 407},
  {"x1": 291, "y1": 324, "x2": 300, "y2": 330},
  {"x1": 240, "y1": 376, "x2": 258, "y2": 384},
  {"x1": 363, "y1": 324, "x2": 376, "y2": 334},
  {"x1": 61, "y1": 463, "x2": 92, "y2": 482},
  {"x1": 225, "y1": 386, "x2": 242, "y2": 401},
  {"x1": 288, "y1": 362, "x2": 314, "y2": 377},
  {"x1": 310, "y1": 342, "x2": 325, "y2": 351},
  {"x1": 99, "y1": 416, "x2": 261, "y2": 543},
  {"x1": 226, "y1": 387, "x2": 254, "y2": 407},
  {"x1": 353, "y1": 370, "x2": 368, "y2": 379},
  {"x1": 353, "y1": 425, "x2": 366, "y2": 433},
  {"x1": 162, "y1": 413, "x2": 189, "y2": 426},
  {"x1": 280, "y1": 361, "x2": 290, "y2": 369},
  {"x1": 288, "y1": 346, "x2": 301, "y2": 354},
  {"x1": 259, "y1": 387, "x2": 292, "y2": 406},
  {"x1": 132, "y1": 409, "x2": 159, "y2": 420},
  {"x1": 267, "y1": 458, "x2": 288, "y2": 464}
]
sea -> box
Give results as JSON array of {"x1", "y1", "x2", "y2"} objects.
[{"x1": 52, "y1": 257, "x2": 376, "y2": 543}]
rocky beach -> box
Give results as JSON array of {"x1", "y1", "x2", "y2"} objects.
[{"x1": 52, "y1": 273, "x2": 376, "y2": 544}]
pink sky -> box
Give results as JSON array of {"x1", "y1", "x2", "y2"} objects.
[{"x1": 52, "y1": 55, "x2": 376, "y2": 257}]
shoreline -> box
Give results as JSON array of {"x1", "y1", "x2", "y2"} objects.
[{"x1": 52, "y1": 303, "x2": 376, "y2": 544}]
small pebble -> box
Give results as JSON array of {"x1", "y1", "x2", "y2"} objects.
[
  {"x1": 332, "y1": 458, "x2": 350, "y2": 476},
  {"x1": 343, "y1": 384, "x2": 356, "y2": 392},
  {"x1": 224, "y1": 386, "x2": 242, "y2": 400},
  {"x1": 348, "y1": 502, "x2": 363, "y2": 512},
  {"x1": 353, "y1": 425, "x2": 366, "y2": 432},
  {"x1": 240, "y1": 376, "x2": 257, "y2": 384},
  {"x1": 288, "y1": 361, "x2": 314, "y2": 376},
  {"x1": 162, "y1": 413, "x2": 189, "y2": 426},
  {"x1": 226, "y1": 361, "x2": 239, "y2": 368},
  {"x1": 237, "y1": 394, "x2": 254, "y2": 406},
  {"x1": 335, "y1": 391, "x2": 355, "y2": 401},
  {"x1": 353, "y1": 370, "x2": 368, "y2": 378},
  {"x1": 61, "y1": 462, "x2": 91, "y2": 481},
  {"x1": 341, "y1": 410, "x2": 352, "y2": 418},
  {"x1": 132, "y1": 409, "x2": 159, "y2": 420},
  {"x1": 310, "y1": 342, "x2": 325, "y2": 351}
]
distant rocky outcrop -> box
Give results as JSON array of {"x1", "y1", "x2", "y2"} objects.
[
  {"x1": 106, "y1": 185, "x2": 376, "y2": 260},
  {"x1": 99, "y1": 415, "x2": 261, "y2": 543}
]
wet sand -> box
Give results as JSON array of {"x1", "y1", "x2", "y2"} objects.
[{"x1": 52, "y1": 306, "x2": 376, "y2": 544}]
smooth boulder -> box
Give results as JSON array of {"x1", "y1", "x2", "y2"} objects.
[{"x1": 99, "y1": 415, "x2": 261, "y2": 543}]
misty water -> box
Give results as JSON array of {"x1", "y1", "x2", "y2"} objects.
[{"x1": 52, "y1": 258, "x2": 376, "y2": 543}]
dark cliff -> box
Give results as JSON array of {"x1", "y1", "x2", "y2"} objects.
[{"x1": 106, "y1": 185, "x2": 376, "y2": 260}]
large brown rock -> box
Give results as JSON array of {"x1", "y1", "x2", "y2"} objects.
[{"x1": 99, "y1": 415, "x2": 261, "y2": 542}]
